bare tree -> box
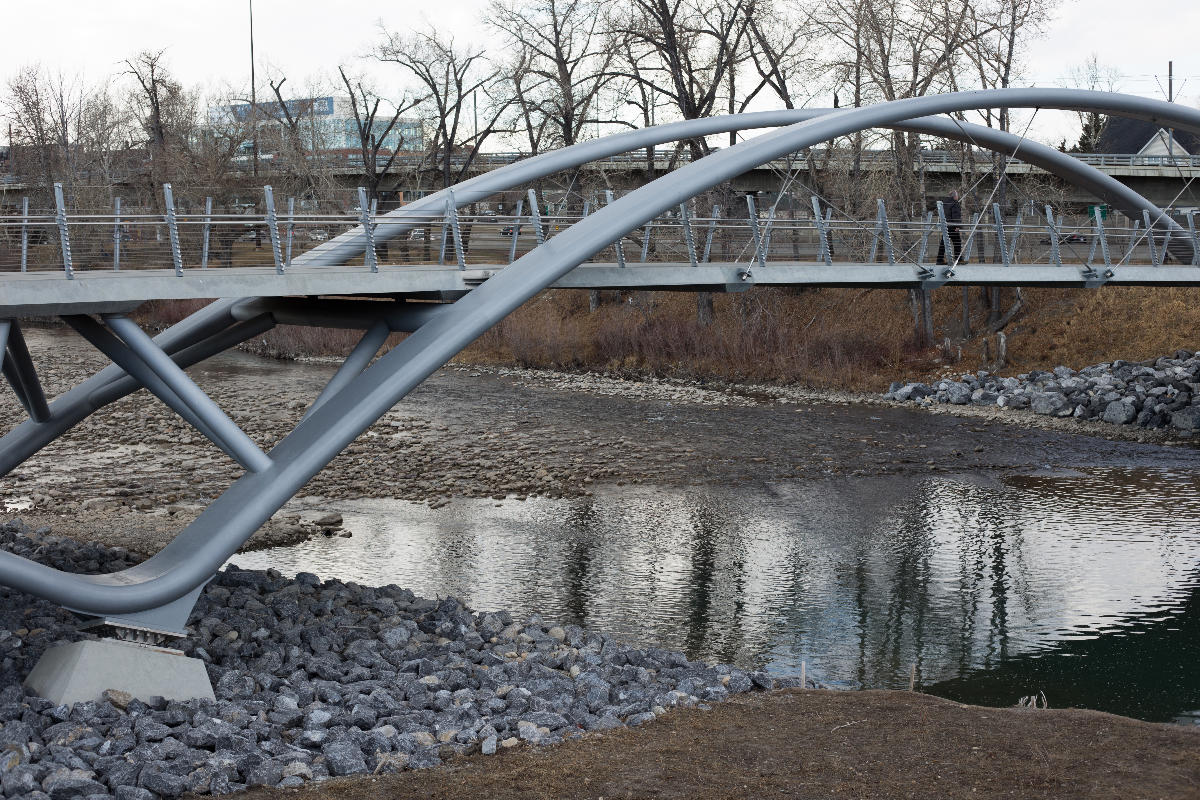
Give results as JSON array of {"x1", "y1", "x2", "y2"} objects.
[
  {"x1": 262, "y1": 76, "x2": 341, "y2": 208},
  {"x1": 376, "y1": 28, "x2": 512, "y2": 189},
  {"x1": 613, "y1": 0, "x2": 756, "y2": 158},
  {"x1": 1068, "y1": 53, "x2": 1121, "y2": 152},
  {"x1": 4, "y1": 65, "x2": 82, "y2": 199},
  {"x1": 489, "y1": 0, "x2": 619, "y2": 152},
  {"x1": 124, "y1": 50, "x2": 197, "y2": 206},
  {"x1": 337, "y1": 67, "x2": 424, "y2": 207}
]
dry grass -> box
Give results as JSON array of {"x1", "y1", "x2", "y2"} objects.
[{"x1": 136, "y1": 284, "x2": 1200, "y2": 392}]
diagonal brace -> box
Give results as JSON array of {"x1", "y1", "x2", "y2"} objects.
[
  {"x1": 102, "y1": 315, "x2": 272, "y2": 473},
  {"x1": 302, "y1": 321, "x2": 391, "y2": 422},
  {"x1": 63, "y1": 315, "x2": 247, "y2": 467},
  {"x1": 64, "y1": 315, "x2": 271, "y2": 473},
  {"x1": 1, "y1": 320, "x2": 52, "y2": 423}
]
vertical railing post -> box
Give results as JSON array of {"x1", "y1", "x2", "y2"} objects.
[
  {"x1": 1187, "y1": 210, "x2": 1200, "y2": 266},
  {"x1": 992, "y1": 203, "x2": 1010, "y2": 267},
  {"x1": 1093, "y1": 206, "x2": 1112, "y2": 269},
  {"x1": 680, "y1": 202, "x2": 698, "y2": 267},
  {"x1": 357, "y1": 187, "x2": 377, "y2": 272},
  {"x1": 526, "y1": 189, "x2": 545, "y2": 246},
  {"x1": 762, "y1": 205, "x2": 777, "y2": 264},
  {"x1": 53, "y1": 182, "x2": 73, "y2": 279},
  {"x1": 1141, "y1": 210, "x2": 1159, "y2": 267},
  {"x1": 936, "y1": 200, "x2": 952, "y2": 264},
  {"x1": 701, "y1": 204, "x2": 720, "y2": 264},
  {"x1": 811, "y1": 196, "x2": 832, "y2": 267},
  {"x1": 285, "y1": 196, "x2": 295, "y2": 268},
  {"x1": 811, "y1": 197, "x2": 830, "y2": 267},
  {"x1": 639, "y1": 219, "x2": 653, "y2": 262},
  {"x1": 263, "y1": 185, "x2": 284, "y2": 274},
  {"x1": 446, "y1": 190, "x2": 466, "y2": 270},
  {"x1": 200, "y1": 196, "x2": 212, "y2": 269},
  {"x1": 746, "y1": 195, "x2": 764, "y2": 268},
  {"x1": 1044, "y1": 205, "x2": 1062, "y2": 268},
  {"x1": 962, "y1": 213, "x2": 980, "y2": 264},
  {"x1": 605, "y1": 190, "x2": 626, "y2": 268},
  {"x1": 163, "y1": 183, "x2": 183, "y2": 276},
  {"x1": 507, "y1": 198, "x2": 524, "y2": 265},
  {"x1": 873, "y1": 199, "x2": 895, "y2": 265},
  {"x1": 1008, "y1": 212, "x2": 1024, "y2": 261},
  {"x1": 917, "y1": 211, "x2": 935, "y2": 267},
  {"x1": 19, "y1": 197, "x2": 29, "y2": 273},
  {"x1": 112, "y1": 196, "x2": 122, "y2": 271}
]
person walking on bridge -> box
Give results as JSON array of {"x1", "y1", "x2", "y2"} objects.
[{"x1": 936, "y1": 190, "x2": 965, "y2": 265}]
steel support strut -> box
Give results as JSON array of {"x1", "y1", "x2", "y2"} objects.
[{"x1": 4, "y1": 88, "x2": 1200, "y2": 635}]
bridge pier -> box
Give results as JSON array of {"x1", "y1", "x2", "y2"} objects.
[{"x1": 25, "y1": 637, "x2": 214, "y2": 707}]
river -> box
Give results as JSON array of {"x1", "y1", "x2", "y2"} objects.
[
  {"x1": 5, "y1": 329, "x2": 1200, "y2": 723},
  {"x1": 204, "y1": 348, "x2": 1200, "y2": 725}
]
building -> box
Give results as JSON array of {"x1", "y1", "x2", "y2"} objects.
[
  {"x1": 208, "y1": 96, "x2": 423, "y2": 155},
  {"x1": 1097, "y1": 116, "x2": 1198, "y2": 156}
]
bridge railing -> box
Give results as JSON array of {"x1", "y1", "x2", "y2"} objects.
[{"x1": 3, "y1": 183, "x2": 1198, "y2": 277}]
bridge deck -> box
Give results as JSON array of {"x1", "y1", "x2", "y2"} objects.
[{"x1": 2, "y1": 260, "x2": 1198, "y2": 317}]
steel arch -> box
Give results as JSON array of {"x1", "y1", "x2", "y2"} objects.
[
  {"x1": 6, "y1": 104, "x2": 1178, "y2": 489},
  {"x1": 3, "y1": 88, "x2": 1200, "y2": 631}
]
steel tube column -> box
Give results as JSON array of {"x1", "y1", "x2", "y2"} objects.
[
  {"x1": 0, "y1": 299, "x2": 244, "y2": 477},
  {"x1": 102, "y1": 315, "x2": 272, "y2": 474},
  {"x1": 302, "y1": 322, "x2": 391, "y2": 420}
]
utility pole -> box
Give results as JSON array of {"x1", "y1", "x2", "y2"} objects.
[
  {"x1": 250, "y1": 0, "x2": 261, "y2": 248},
  {"x1": 1168, "y1": 60, "x2": 1174, "y2": 161},
  {"x1": 250, "y1": 0, "x2": 258, "y2": 179}
]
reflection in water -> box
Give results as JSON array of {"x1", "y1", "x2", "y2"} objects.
[{"x1": 233, "y1": 467, "x2": 1200, "y2": 722}]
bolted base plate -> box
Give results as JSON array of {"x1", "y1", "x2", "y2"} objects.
[{"x1": 24, "y1": 638, "x2": 215, "y2": 707}]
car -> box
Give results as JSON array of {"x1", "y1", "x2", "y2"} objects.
[
  {"x1": 307, "y1": 229, "x2": 329, "y2": 242},
  {"x1": 409, "y1": 228, "x2": 427, "y2": 240},
  {"x1": 1038, "y1": 233, "x2": 1089, "y2": 245}
]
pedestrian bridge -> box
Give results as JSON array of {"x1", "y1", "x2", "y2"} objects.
[{"x1": 3, "y1": 89, "x2": 1200, "y2": 695}]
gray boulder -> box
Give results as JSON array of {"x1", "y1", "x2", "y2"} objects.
[
  {"x1": 1170, "y1": 406, "x2": 1200, "y2": 431},
  {"x1": 1030, "y1": 392, "x2": 1072, "y2": 417},
  {"x1": 1102, "y1": 401, "x2": 1137, "y2": 425},
  {"x1": 944, "y1": 382, "x2": 972, "y2": 405},
  {"x1": 321, "y1": 740, "x2": 367, "y2": 776}
]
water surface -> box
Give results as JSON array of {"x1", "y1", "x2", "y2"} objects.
[{"x1": 235, "y1": 465, "x2": 1200, "y2": 723}]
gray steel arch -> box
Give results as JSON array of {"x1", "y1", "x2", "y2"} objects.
[
  {"x1": 3, "y1": 102, "x2": 1176, "y2": 485},
  {"x1": 298, "y1": 88, "x2": 1200, "y2": 265},
  {"x1": 4, "y1": 88, "x2": 1200, "y2": 626}
]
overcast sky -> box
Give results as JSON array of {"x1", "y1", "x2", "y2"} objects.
[{"x1": 2, "y1": 0, "x2": 1197, "y2": 147}]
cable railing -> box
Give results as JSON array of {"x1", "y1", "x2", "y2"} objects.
[{"x1": 2, "y1": 182, "x2": 1199, "y2": 279}]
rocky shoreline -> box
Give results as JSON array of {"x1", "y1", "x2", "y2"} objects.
[
  {"x1": 0, "y1": 521, "x2": 807, "y2": 799},
  {"x1": 885, "y1": 350, "x2": 1200, "y2": 436}
]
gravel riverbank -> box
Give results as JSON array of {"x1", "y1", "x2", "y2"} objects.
[
  {"x1": 0, "y1": 521, "x2": 806, "y2": 799},
  {"x1": 6, "y1": 328, "x2": 1200, "y2": 557}
]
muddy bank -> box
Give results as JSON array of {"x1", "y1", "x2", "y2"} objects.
[{"x1": 243, "y1": 689, "x2": 1200, "y2": 800}]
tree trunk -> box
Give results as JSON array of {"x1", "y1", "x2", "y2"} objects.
[{"x1": 697, "y1": 292, "x2": 714, "y2": 326}]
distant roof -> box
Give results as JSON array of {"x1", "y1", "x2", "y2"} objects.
[{"x1": 1096, "y1": 116, "x2": 1199, "y2": 154}]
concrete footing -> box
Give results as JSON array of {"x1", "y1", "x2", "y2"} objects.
[{"x1": 24, "y1": 639, "x2": 215, "y2": 706}]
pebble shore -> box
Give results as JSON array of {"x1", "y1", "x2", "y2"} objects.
[
  {"x1": 885, "y1": 350, "x2": 1200, "y2": 433},
  {"x1": 0, "y1": 521, "x2": 806, "y2": 799}
]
